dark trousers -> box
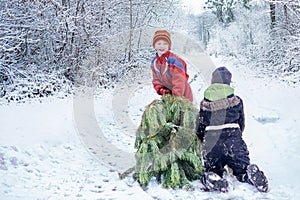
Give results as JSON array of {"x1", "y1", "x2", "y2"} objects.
[{"x1": 202, "y1": 128, "x2": 250, "y2": 182}]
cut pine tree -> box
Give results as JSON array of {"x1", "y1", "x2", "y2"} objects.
[{"x1": 132, "y1": 95, "x2": 203, "y2": 189}]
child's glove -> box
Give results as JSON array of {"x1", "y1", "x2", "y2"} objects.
[
  {"x1": 196, "y1": 123, "x2": 206, "y2": 142},
  {"x1": 158, "y1": 87, "x2": 171, "y2": 95}
]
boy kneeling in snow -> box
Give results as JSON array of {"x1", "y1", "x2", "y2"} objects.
[{"x1": 196, "y1": 67, "x2": 268, "y2": 192}]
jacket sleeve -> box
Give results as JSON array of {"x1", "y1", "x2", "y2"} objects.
[
  {"x1": 151, "y1": 65, "x2": 164, "y2": 94},
  {"x1": 237, "y1": 97, "x2": 245, "y2": 132},
  {"x1": 196, "y1": 110, "x2": 207, "y2": 142},
  {"x1": 169, "y1": 58, "x2": 188, "y2": 97},
  {"x1": 196, "y1": 100, "x2": 209, "y2": 142}
]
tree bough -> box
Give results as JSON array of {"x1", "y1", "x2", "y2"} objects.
[{"x1": 120, "y1": 95, "x2": 203, "y2": 190}]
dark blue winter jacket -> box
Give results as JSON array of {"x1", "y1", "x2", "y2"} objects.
[{"x1": 196, "y1": 83, "x2": 245, "y2": 141}]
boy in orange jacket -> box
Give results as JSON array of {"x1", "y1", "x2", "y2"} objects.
[{"x1": 150, "y1": 30, "x2": 193, "y2": 102}]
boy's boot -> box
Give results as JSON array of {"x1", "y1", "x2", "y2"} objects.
[
  {"x1": 201, "y1": 172, "x2": 229, "y2": 192},
  {"x1": 247, "y1": 164, "x2": 268, "y2": 192}
]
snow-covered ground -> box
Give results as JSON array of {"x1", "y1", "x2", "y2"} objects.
[{"x1": 1, "y1": 53, "x2": 300, "y2": 199}]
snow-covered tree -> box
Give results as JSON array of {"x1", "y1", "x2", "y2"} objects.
[
  {"x1": 194, "y1": 0, "x2": 300, "y2": 84},
  {"x1": 204, "y1": 0, "x2": 251, "y2": 24},
  {"x1": 0, "y1": 0, "x2": 183, "y2": 101}
]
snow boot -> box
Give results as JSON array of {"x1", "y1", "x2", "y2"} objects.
[
  {"x1": 201, "y1": 172, "x2": 229, "y2": 192},
  {"x1": 247, "y1": 164, "x2": 268, "y2": 192}
]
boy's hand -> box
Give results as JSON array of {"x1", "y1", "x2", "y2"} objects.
[{"x1": 159, "y1": 88, "x2": 171, "y2": 95}]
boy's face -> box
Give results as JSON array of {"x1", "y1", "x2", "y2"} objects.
[{"x1": 154, "y1": 40, "x2": 169, "y2": 56}]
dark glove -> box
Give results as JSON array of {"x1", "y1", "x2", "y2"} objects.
[
  {"x1": 158, "y1": 87, "x2": 171, "y2": 95},
  {"x1": 196, "y1": 123, "x2": 206, "y2": 142}
]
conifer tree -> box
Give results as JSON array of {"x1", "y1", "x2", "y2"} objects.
[{"x1": 133, "y1": 95, "x2": 203, "y2": 189}]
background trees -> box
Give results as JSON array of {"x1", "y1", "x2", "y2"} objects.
[
  {"x1": 1, "y1": 0, "x2": 299, "y2": 102},
  {"x1": 0, "y1": 0, "x2": 182, "y2": 101},
  {"x1": 194, "y1": 0, "x2": 300, "y2": 84}
]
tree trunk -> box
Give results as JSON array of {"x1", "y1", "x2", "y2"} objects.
[
  {"x1": 100, "y1": 0, "x2": 105, "y2": 31},
  {"x1": 128, "y1": 0, "x2": 133, "y2": 62},
  {"x1": 270, "y1": 2, "x2": 276, "y2": 29},
  {"x1": 283, "y1": 4, "x2": 288, "y2": 25}
]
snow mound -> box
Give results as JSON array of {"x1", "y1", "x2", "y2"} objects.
[{"x1": 252, "y1": 106, "x2": 280, "y2": 124}]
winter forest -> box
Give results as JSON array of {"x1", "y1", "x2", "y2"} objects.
[
  {"x1": 1, "y1": 0, "x2": 300, "y2": 199},
  {"x1": 1, "y1": 0, "x2": 186, "y2": 101},
  {"x1": 1, "y1": 0, "x2": 299, "y2": 102}
]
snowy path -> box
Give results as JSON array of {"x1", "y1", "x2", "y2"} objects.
[
  {"x1": 0, "y1": 98, "x2": 152, "y2": 199},
  {"x1": 1, "y1": 31, "x2": 300, "y2": 199}
]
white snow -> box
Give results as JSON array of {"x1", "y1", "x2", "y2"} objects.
[
  {"x1": 180, "y1": 0, "x2": 205, "y2": 15},
  {"x1": 1, "y1": 54, "x2": 300, "y2": 199}
]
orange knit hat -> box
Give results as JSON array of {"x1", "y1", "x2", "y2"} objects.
[{"x1": 152, "y1": 30, "x2": 171, "y2": 49}]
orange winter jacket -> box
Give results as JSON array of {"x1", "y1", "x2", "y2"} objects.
[{"x1": 151, "y1": 51, "x2": 193, "y2": 102}]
